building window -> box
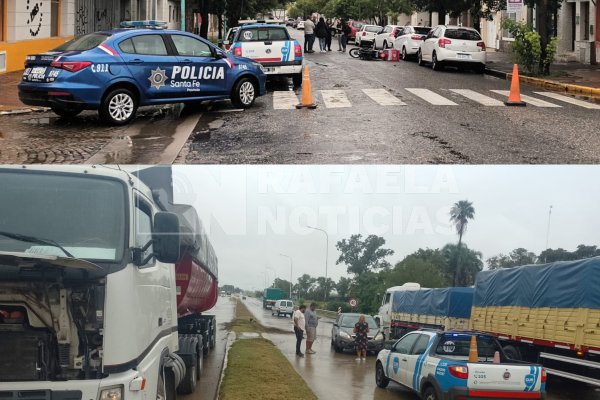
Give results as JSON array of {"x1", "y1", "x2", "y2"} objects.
[{"x1": 51, "y1": 0, "x2": 60, "y2": 36}]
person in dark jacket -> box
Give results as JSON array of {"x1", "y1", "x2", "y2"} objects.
[
  {"x1": 340, "y1": 19, "x2": 351, "y2": 52},
  {"x1": 315, "y1": 17, "x2": 328, "y2": 53},
  {"x1": 325, "y1": 19, "x2": 334, "y2": 51}
]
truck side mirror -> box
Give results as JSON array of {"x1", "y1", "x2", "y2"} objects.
[{"x1": 153, "y1": 212, "x2": 181, "y2": 263}]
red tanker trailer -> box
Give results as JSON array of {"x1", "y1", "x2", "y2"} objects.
[{"x1": 133, "y1": 167, "x2": 219, "y2": 361}]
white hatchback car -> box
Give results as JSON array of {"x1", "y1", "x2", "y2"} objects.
[
  {"x1": 393, "y1": 25, "x2": 431, "y2": 60},
  {"x1": 272, "y1": 299, "x2": 294, "y2": 317},
  {"x1": 418, "y1": 25, "x2": 486, "y2": 73},
  {"x1": 373, "y1": 25, "x2": 401, "y2": 49},
  {"x1": 355, "y1": 24, "x2": 383, "y2": 46}
]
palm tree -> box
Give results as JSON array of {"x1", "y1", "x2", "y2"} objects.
[{"x1": 449, "y1": 200, "x2": 475, "y2": 286}]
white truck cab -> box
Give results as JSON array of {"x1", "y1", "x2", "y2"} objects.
[
  {"x1": 0, "y1": 166, "x2": 189, "y2": 400},
  {"x1": 376, "y1": 283, "x2": 421, "y2": 338}
]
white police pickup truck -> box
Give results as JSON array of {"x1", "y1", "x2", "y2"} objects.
[{"x1": 376, "y1": 330, "x2": 546, "y2": 400}]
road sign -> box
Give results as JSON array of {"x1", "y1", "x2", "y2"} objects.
[
  {"x1": 349, "y1": 298, "x2": 358, "y2": 308},
  {"x1": 507, "y1": 0, "x2": 523, "y2": 12},
  {"x1": 337, "y1": 306, "x2": 342, "y2": 314}
]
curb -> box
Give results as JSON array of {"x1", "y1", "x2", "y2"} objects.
[
  {"x1": 485, "y1": 67, "x2": 600, "y2": 100},
  {"x1": 216, "y1": 331, "x2": 236, "y2": 397},
  {"x1": 0, "y1": 107, "x2": 49, "y2": 116}
]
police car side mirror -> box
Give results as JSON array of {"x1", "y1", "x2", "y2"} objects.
[{"x1": 214, "y1": 51, "x2": 227, "y2": 59}]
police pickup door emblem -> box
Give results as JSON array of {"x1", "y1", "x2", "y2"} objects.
[{"x1": 149, "y1": 67, "x2": 168, "y2": 90}]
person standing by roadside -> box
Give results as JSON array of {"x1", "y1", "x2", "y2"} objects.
[
  {"x1": 304, "y1": 16, "x2": 316, "y2": 53},
  {"x1": 315, "y1": 17, "x2": 328, "y2": 53},
  {"x1": 340, "y1": 19, "x2": 351, "y2": 52},
  {"x1": 336, "y1": 20, "x2": 343, "y2": 51},
  {"x1": 293, "y1": 304, "x2": 307, "y2": 357},
  {"x1": 353, "y1": 314, "x2": 369, "y2": 361},
  {"x1": 325, "y1": 19, "x2": 334, "y2": 51},
  {"x1": 305, "y1": 303, "x2": 320, "y2": 354}
]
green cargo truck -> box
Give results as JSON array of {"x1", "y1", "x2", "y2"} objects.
[{"x1": 263, "y1": 287, "x2": 286, "y2": 309}]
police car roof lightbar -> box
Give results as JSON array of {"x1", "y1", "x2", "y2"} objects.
[{"x1": 120, "y1": 20, "x2": 168, "y2": 29}]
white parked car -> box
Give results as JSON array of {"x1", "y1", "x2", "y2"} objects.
[
  {"x1": 355, "y1": 24, "x2": 383, "y2": 46},
  {"x1": 272, "y1": 299, "x2": 294, "y2": 317},
  {"x1": 297, "y1": 21, "x2": 305, "y2": 30},
  {"x1": 418, "y1": 25, "x2": 486, "y2": 73},
  {"x1": 392, "y1": 25, "x2": 431, "y2": 60},
  {"x1": 373, "y1": 25, "x2": 401, "y2": 49}
]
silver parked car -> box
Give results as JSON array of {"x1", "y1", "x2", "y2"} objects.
[{"x1": 331, "y1": 313, "x2": 384, "y2": 354}]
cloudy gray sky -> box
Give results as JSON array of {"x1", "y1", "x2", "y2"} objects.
[{"x1": 172, "y1": 165, "x2": 600, "y2": 291}]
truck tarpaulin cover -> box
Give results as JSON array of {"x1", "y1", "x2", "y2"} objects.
[
  {"x1": 392, "y1": 288, "x2": 474, "y2": 318},
  {"x1": 473, "y1": 257, "x2": 600, "y2": 309}
]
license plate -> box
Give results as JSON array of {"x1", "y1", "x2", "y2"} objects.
[
  {"x1": 24, "y1": 66, "x2": 49, "y2": 82},
  {"x1": 457, "y1": 54, "x2": 471, "y2": 60}
]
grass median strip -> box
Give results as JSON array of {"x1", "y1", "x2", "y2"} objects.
[{"x1": 219, "y1": 300, "x2": 317, "y2": 400}]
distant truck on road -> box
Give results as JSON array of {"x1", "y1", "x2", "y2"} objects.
[
  {"x1": 0, "y1": 166, "x2": 217, "y2": 399},
  {"x1": 378, "y1": 258, "x2": 600, "y2": 386},
  {"x1": 263, "y1": 287, "x2": 286, "y2": 309}
]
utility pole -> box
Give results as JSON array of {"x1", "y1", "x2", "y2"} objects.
[
  {"x1": 544, "y1": 205, "x2": 553, "y2": 262},
  {"x1": 306, "y1": 225, "x2": 329, "y2": 300},
  {"x1": 181, "y1": 0, "x2": 186, "y2": 31}
]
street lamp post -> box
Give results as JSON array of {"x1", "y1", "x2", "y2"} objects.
[
  {"x1": 306, "y1": 225, "x2": 328, "y2": 280},
  {"x1": 279, "y1": 254, "x2": 293, "y2": 299}
]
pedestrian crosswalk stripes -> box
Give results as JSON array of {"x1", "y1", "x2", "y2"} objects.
[
  {"x1": 272, "y1": 91, "x2": 299, "y2": 110},
  {"x1": 405, "y1": 88, "x2": 458, "y2": 105},
  {"x1": 362, "y1": 89, "x2": 406, "y2": 106},
  {"x1": 270, "y1": 89, "x2": 600, "y2": 110},
  {"x1": 450, "y1": 89, "x2": 505, "y2": 106},
  {"x1": 490, "y1": 90, "x2": 562, "y2": 107},
  {"x1": 534, "y1": 92, "x2": 600, "y2": 109},
  {"x1": 320, "y1": 90, "x2": 352, "y2": 108}
]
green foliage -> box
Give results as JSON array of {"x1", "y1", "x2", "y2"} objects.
[
  {"x1": 386, "y1": 249, "x2": 450, "y2": 288},
  {"x1": 443, "y1": 244, "x2": 484, "y2": 287},
  {"x1": 336, "y1": 234, "x2": 394, "y2": 275},
  {"x1": 336, "y1": 276, "x2": 352, "y2": 299},
  {"x1": 325, "y1": 301, "x2": 352, "y2": 313},
  {"x1": 501, "y1": 19, "x2": 557, "y2": 75},
  {"x1": 487, "y1": 248, "x2": 537, "y2": 269},
  {"x1": 294, "y1": 274, "x2": 317, "y2": 299},
  {"x1": 272, "y1": 278, "x2": 292, "y2": 298}
]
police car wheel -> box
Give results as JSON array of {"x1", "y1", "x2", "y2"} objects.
[
  {"x1": 375, "y1": 362, "x2": 389, "y2": 388},
  {"x1": 100, "y1": 88, "x2": 138, "y2": 125},
  {"x1": 423, "y1": 386, "x2": 438, "y2": 400},
  {"x1": 51, "y1": 104, "x2": 83, "y2": 118},
  {"x1": 231, "y1": 78, "x2": 256, "y2": 109}
]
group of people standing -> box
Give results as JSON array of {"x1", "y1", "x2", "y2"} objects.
[
  {"x1": 303, "y1": 16, "x2": 353, "y2": 54},
  {"x1": 293, "y1": 304, "x2": 371, "y2": 361}
]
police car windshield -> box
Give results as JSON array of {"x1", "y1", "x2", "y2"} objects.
[
  {"x1": 54, "y1": 33, "x2": 111, "y2": 52},
  {"x1": 238, "y1": 27, "x2": 290, "y2": 42}
]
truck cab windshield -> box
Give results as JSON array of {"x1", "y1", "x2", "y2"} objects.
[{"x1": 0, "y1": 171, "x2": 126, "y2": 263}]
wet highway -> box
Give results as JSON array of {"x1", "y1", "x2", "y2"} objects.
[
  {"x1": 241, "y1": 297, "x2": 600, "y2": 400},
  {"x1": 180, "y1": 296, "x2": 235, "y2": 400}
]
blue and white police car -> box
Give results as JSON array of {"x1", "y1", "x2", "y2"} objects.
[
  {"x1": 18, "y1": 21, "x2": 267, "y2": 125},
  {"x1": 376, "y1": 330, "x2": 546, "y2": 400},
  {"x1": 228, "y1": 24, "x2": 303, "y2": 86}
]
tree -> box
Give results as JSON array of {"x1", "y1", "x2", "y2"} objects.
[
  {"x1": 487, "y1": 248, "x2": 537, "y2": 269},
  {"x1": 295, "y1": 274, "x2": 317, "y2": 299},
  {"x1": 449, "y1": 200, "x2": 475, "y2": 286},
  {"x1": 537, "y1": 245, "x2": 600, "y2": 263},
  {"x1": 442, "y1": 244, "x2": 483, "y2": 286},
  {"x1": 336, "y1": 276, "x2": 353, "y2": 299},
  {"x1": 313, "y1": 276, "x2": 336, "y2": 301},
  {"x1": 336, "y1": 234, "x2": 395, "y2": 275},
  {"x1": 272, "y1": 278, "x2": 292, "y2": 298},
  {"x1": 386, "y1": 248, "x2": 450, "y2": 288}
]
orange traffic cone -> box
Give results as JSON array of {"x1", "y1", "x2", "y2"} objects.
[
  {"x1": 493, "y1": 351, "x2": 501, "y2": 364},
  {"x1": 468, "y1": 335, "x2": 479, "y2": 363},
  {"x1": 296, "y1": 66, "x2": 317, "y2": 109},
  {"x1": 505, "y1": 64, "x2": 526, "y2": 106}
]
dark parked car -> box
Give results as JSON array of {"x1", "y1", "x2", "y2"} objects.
[{"x1": 331, "y1": 313, "x2": 384, "y2": 354}]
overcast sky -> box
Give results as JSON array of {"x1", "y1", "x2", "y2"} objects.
[{"x1": 171, "y1": 165, "x2": 600, "y2": 291}]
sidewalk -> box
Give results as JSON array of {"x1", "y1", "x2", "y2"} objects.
[
  {"x1": 485, "y1": 49, "x2": 600, "y2": 98},
  {"x1": 0, "y1": 70, "x2": 48, "y2": 114}
]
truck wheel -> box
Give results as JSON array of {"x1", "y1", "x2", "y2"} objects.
[
  {"x1": 99, "y1": 87, "x2": 138, "y2": 125},
  {"x1": 503, "y1": 345, "x2": 522, "y2": 361},
  {"x1": 375, "y1": 362, "x2": 390, "y2": 388},
  {"x1": 196, "y1": 347, "x2": 204, "y2": 379},
  {"x1": 423, "y1": 386, "x2": 438, "y2": 400},
  {"x1": 159, "y1": 367, "x2": 177, "y2": 400},
  {"x1": 210, "y1": 329, "x2": 216, "y2": 350},
  {"x1": 231, "y1": 78, "x2": 256, "y2": 109},
  {"x1": 177, "y1": 363, "x2": 197, "y2": 394}
]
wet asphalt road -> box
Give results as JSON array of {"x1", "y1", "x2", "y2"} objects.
[
  {"x1": 180, "y1": 296, "x2": 235, "y2": 400},
  {"x1": 241, "y1": 297, "x2": 600, "y2": 400},
  {"x1": 1, "y1": 27, "x2": 600, "y2": 164}
]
